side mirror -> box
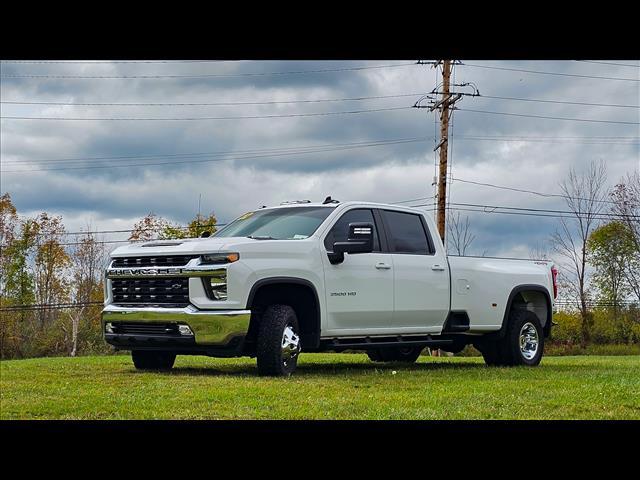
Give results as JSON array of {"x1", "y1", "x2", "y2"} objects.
[{"x1": 328, "y1": 222, "x2": 374, "y2": 264}]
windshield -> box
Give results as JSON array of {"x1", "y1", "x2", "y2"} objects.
[{"x1": 214, "y1": 206, "x2": 334, "y2": 240}]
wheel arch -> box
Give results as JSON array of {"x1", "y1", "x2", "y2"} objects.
[
  {"x1": 499, "y1": 284, "x2": 552, "y2": 338},
  {"x1": 246, "y1": 277, "x2": 322, "y2": 350}
]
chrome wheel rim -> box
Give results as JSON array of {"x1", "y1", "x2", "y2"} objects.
[
  {"x1": 519, "y1": 322, "x2": 539, "y2": 360},
  {"x1": 281, "y1": 324, "x2": 300, "y2": 367}
]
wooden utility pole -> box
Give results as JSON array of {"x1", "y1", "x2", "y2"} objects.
[
  {"x1": 436, "y1": 60, "x2": 452, "y2": 243},
  {"x1": 414, "y1": 60, "x2": 479, "y2": 244}
]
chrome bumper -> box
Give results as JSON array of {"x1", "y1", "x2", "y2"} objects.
[{"x1": 102, "y1": 304, "x2": 251, "y2": 346}]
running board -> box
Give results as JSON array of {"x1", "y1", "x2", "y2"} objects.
[{"x1": 321, "y1": 335, "x2": 455, "y2": 351}]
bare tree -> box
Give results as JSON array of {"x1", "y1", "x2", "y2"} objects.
[
  {"x1": 529, "y1": 240, "x2": 551, "y2": 260},
  {"x1": 69, "y1": 226, "x2": 105, "y2": 356},
  {"x1": 447, "y1": 212, "x2": 476, "y2": 256},
  {"x1": 610, "y1": 171, "x2": 640, "y2": 302},
  {"x1": 550, "y1": 160, "x2": 608, "y2": 346}
]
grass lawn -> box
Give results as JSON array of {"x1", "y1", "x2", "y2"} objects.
[{"x1": 1, "y1": 353, "x2": 639, "y2": 419}]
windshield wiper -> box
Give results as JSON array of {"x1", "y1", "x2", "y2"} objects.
[{"x1": 247, "y1": 235, "x2": 276, "y2": 240}]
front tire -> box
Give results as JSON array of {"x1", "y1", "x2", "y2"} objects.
[
  {"x1": 256, "y1": 304, "x2": 301, "y2": 376},
  {"x1": 367, "y1": 346, "x2": 423, "y2": 363},
  {"x1": 131, "y1": 350, "x2": 176, "y2": 370}
]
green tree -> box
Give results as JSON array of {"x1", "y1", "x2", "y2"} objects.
[
  {"x1": 128, "y1": 213, "x2": 177, "y2": 242},
  {"x1": 32, "y1": 213, "x2": 71, "y2": 329},
  {"x1": 129, "y1": 212, "x2": 217, "y2": 241},
  {"x1": 587, "y1": 221, "x2": 637, "y2": 319},
  {"x1": 0, "y1": 216, "x2": 39, "y2": 358}
]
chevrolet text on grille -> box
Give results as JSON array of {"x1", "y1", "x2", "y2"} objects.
[{"x1": 111, "y1": 268, "x2": 184, "y2": 276}]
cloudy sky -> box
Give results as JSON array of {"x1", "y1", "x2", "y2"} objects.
[{"x1": 1, "y1": 60, "x2": 638, "y2": 257}]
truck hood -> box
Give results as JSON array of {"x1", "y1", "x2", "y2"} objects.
[{"x1": 109, "y1": 236, "x2": 263, "y2": 257}]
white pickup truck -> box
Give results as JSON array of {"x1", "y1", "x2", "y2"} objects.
[{"x1": 102, "y1": 199, "x2": 557, "y2": 376}]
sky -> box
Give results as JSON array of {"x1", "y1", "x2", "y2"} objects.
[{"x1": 1, "y1": 60, "x2": 638, "y2": 257}]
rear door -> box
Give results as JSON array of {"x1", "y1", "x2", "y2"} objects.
[
  {"x1": 379, "y1": 209, "x2": 450, "y2": 333},
  {"x1": 321, "y1": 208, "x2": 394, "y2": 335}
]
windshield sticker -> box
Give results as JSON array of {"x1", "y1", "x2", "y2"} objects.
[{"x1": 292, "y1": 234, "x2": 308, "y2": 240}]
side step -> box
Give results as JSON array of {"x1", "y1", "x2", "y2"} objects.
[{"x1": 321, "y1": 335, "x2": 454, "y2": 351}]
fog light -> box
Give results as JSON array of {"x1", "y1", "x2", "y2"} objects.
[
  {"x1": 209, "y1": 277, "x2": 227, "y2": 301},
  {"x1": 105, "y1": 322, "x2": 114, "y2": 334},
  {"x1": 178, "y1": 325, "x2": 194, "y2": 336}
]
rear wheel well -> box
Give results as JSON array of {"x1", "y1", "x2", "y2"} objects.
[
  {"x1": 245, "y1": 280, "x2": 320, "y2": 354},
  {"x1": 509, "y1": 288, "x2": 552, "y2": 337}
]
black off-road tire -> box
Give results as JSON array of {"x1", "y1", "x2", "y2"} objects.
[
  {"x1": 131, "y1": 350, "x2": 176, "y2": 370},
  {"x1": 256, "y1": 304, "x2": 301, "y2": 376},
  {"x1": 366, "y1": 346, "x2": 423, "y2": 363},
  {"x1": 478, "y1": 309, "x2": 544, "y2": 367}
]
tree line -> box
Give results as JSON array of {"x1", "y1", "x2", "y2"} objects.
[{"x1": 0, "y1": 197, "x2": 217, "y2": 359}]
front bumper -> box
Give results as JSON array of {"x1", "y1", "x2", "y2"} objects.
[{"x1": 102, "y1": 304, "x2": 251, "y2": 351}]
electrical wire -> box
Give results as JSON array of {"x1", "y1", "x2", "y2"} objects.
[
  {"x1": 1, "y1": 137, "x2": 430, "y2": 173},
  {"x1": 475, "y1": 94, "x2": 639, "y2": 109},
  {"x1": 451, "y1": 177, "x2": 619, "y2": 204},
  {"x1": 461, "y1": 63, "x2": 640, "y2": 82},
  {"x1": 0, "y1": 62, "x2": 416, "y2": 79},
  {"x1": 575, "y1": 60, "x2": 640, "y2": 68},
  {"x1": 0, "y1": 93, "x2": 425, "y2": 107},
  {"x1": 457, "y1": 108, "x2": 639, "y2": 125},
  {"x1": 0, "y1": 105, "x2": 411, "y2": 121},
  {"x1": 0, "y1": 136, "x2": 430, "y2": 166}
]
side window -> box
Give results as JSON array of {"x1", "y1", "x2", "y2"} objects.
[
  {"x1": 381, "y1": 210, "x2": 431, "y2": 255},
  {"x1": 324, "y1": 209, "x2": 380, "y2": 252}
]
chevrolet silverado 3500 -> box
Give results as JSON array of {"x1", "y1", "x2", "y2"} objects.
[{"x1": 102, "y1": 200, "x2": 557, "y2": 376}]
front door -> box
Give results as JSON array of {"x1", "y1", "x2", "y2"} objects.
[{"x1": 321, "y1": 208, "x2": 394, "y2": 335}]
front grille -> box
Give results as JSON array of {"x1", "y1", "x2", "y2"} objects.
[
  {"x1": 112, "y1": 322, "x2": 179, "y2": 336},
  {"x1": 111, "y1": 255, "x2": 199, "y2": 268},
  {"x1": 111, "y1": 277, "x2": 189, "y2": 306}
]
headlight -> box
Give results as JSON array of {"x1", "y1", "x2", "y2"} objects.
[{"x1": 200, "y1": 252, "x2": 239, "y2": 265}]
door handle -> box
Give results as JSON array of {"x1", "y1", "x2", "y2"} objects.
[
  {"x1": 375, "y1": 262, "x2": 392, "y2": 270},
  {"x1": 431, "y1": 264, "x2": 446, "y2": 271}
]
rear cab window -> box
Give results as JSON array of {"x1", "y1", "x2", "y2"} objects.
[{"x1": 380, "y1": 210, "x2": 433, "y2": 255}]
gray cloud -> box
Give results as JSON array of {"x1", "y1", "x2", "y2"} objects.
[{"x1": 1, "y1": 60, "x2": 639, "y2": 257}]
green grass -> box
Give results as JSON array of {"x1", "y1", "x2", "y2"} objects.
[{"x1": 1, "y1": 354, "x2": 639, "y2": 419}]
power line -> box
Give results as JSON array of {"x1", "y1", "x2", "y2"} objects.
[
  {"x1": 454, "y1": 135, "x2": 638, "y2": 145},
  {"x1": 1, "y1": 137, "x2": 430, "y2": 173},
  {"x1": 0, "y1": 105, "x2": 411, "y2": 121},
  {"x1": 0, "y1": 62, "x2": 416, "y2": 79},
  {"x1": 15, "y1": 222, "x2": 229, "y2": 239},
  {"x1": 0, "y1": 301, "x2": 103, "y2": 312},
  {"x1": 449, "y1": 202, "x2": 639, "y2": 219},
  {"x1": 575, "y1": 60, "x2": 640, "y2": 68},
  {"x1": 6, "y1": 135, "x2": 635, "y2": 168},
  {"x1": 451, "y1": 177, "x2": 619, "y2": 204},
  {"x1": 1, "y1": 136, "x2": 429, "y2": 165},
  {"x1": 476, "y1": 94, "x2": 640, "y2": 109},
  {"x1": 4, "y1": 93, "x2": 636, "y2": 110},
  {"x1": 457, "y1": 108, "x2": 639, "y2": 125},
  {"x1": 0, "y1": 60, "x2": 240, "y2": 64},
  {"x1": 461, "y1": 63, "x2": 640, "y2": 82},
  {"x1": 410, "y1": 204, "x2": 630, "y2": 221},
  {"x1": 0, "y1": 92, "x2": 425, "y2": 107}
]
